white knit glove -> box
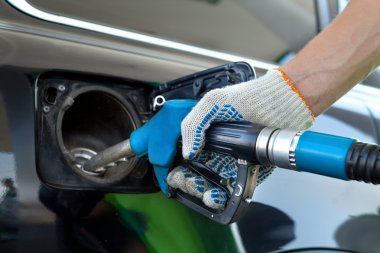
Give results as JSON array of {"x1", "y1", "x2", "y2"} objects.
[{"x1": 168, "y1": 68, "x2": 315, "y2": 209}]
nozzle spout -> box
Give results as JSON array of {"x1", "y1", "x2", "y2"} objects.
[{"x1": 83, "y1": 138, "x2": 135, "y2": 173}]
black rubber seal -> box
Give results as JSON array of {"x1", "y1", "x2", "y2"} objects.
[{"x1": 346, "y1": 142, "x2": 380, "y2": 184}]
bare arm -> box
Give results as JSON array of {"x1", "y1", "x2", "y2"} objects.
[{"x1": 281, "y1": 0, "x2": 380, "y2": 116}]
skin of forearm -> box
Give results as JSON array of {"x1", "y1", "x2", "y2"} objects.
[{"x1": 281, "y1": 0, "x2": 380, "y2": 116}]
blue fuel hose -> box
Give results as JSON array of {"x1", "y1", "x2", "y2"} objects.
[
  {"x1": 295, "y1": 132, "x2": 355, "y2": 180},
  {"x1": 296, "y1": 131, "x2": 380, "y2": 183}
]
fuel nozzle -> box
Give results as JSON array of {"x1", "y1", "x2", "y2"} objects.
[
  {"x1": 204, "y1": 122, "x2": 380, "y2": 184},
  {"x1": 83, "y1": 139, "x2": 135, "y2": 174},
  {"x1": 83, "y1": 117, "x2": 380, "y2": 225},
  {"x1": 85, "y1": 120, "x2": 380, "y2": 185}
]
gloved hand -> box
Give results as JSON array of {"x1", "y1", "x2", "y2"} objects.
[
  {"x1": 168, "y1": 68, "x2": 315, "y2": 209},
  {"x1": 167, "y1": 152, "x2": 274, "y2": 209}
]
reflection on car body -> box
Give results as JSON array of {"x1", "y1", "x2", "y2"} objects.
[{"x1": 0, "y1": 0, "x2": 380, "y2": 252}]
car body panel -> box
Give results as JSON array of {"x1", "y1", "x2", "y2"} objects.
[{"x1": 1, "y1": 1, "x2": 380, "y2": 252}]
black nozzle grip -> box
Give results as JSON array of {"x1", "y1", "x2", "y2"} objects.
[
  {"x1": 346, "y1": 142, "x2": 380, "y2": 184},
  {"x1": 204, "y1": 122, "x2": 264, "y2": 163}
]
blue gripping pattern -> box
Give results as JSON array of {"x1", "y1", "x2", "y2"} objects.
[
  {"x1": 193, "y1": 175, "x2": 212, "y2": 193},
  {"x1": 257, "y1": 166, "x2": 274, "y2": 185},
  {"x1": 187, "y1": 104, "x2": 243, "y2": 205},
  {"x1": 129, "y1": 100, "x2": 197, "y2": 195},
  {"x1": 178, "y1": 166, "x2": 194, "y2": 178},
  {"x1": 192, "y1": 151, "x2": 238, "y2": 188},
  {"x1": 205, "y1": 152, "x2": 238, "y2": 188},
  {"x1": 190, "y1": 151, "x2": 237, "y2": 207},
  {"x1": 189, "y1": 104, "x2": 243, "y2": 159},
  {"x1": 205, "y1": 164, "x2": 273, "y2": 207},
  {"x1": 210, "y1": 189, "x2": 227, "y2": 205}
]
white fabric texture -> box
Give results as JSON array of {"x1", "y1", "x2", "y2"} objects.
[{"x1": 168, "y1": 69, "x2": 315, "y2": 209}]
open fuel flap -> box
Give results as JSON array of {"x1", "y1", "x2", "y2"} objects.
[{"x1": 34, "y1": 62, "x2": 255, "y2": 193}]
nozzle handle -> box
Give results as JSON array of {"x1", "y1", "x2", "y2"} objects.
[{"x1": 204, "y1": 122, "x2": 264, "y2": 163}]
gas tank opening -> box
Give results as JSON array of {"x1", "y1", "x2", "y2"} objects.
[{"x1": 59, "y1": 90, "x2": 141, "y2": 184}]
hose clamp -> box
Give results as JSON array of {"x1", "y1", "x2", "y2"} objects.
[
  {"x1": 289, "y1": 131, "x2": 303, "y2": 170},
  {"x1": 268, "y1": 128, "x2": 299, "y2": 170}
]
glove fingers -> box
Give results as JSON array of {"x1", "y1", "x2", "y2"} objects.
[
  {"x1": 203, "y1": 153, "x2": 238, "y2": 188},
  {"x1": 185, "y1": 175, "x2": 212, "y2": 199},
  {"x1": 167, "y1": 165, "x2": 195, "y2": 193},
  {"x1": 203, "y1": 188, "x2": 227, "y2": 209},
  {"x1": 187, "y1": 152, "x2": 237, "y2": 209},
  {"x1": 167, "y1": 156, "x2": 268, "y2": 210}
]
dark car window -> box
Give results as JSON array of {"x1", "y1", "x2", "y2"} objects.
[{"x1": 0, "y1": 94, "x2": 18, "y2": 245}]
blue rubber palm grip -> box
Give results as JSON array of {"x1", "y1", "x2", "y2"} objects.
[
  {"x1": 296, "y1": 131, "x2": 356, "y2": 180},
  {"x1": 129, "y1": 100, "x2": 197, "y2": 195}
]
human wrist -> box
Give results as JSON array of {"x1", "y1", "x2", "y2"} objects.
[
  {"x1": 280, "y1": 62, "x2": 332, "y2": 116},
  {"x1": 275, "y1": 68, "x2": 315, "y2": 118},
  {"x1": 238, "y1": 69, "x2": 315, "y2": 130}
]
